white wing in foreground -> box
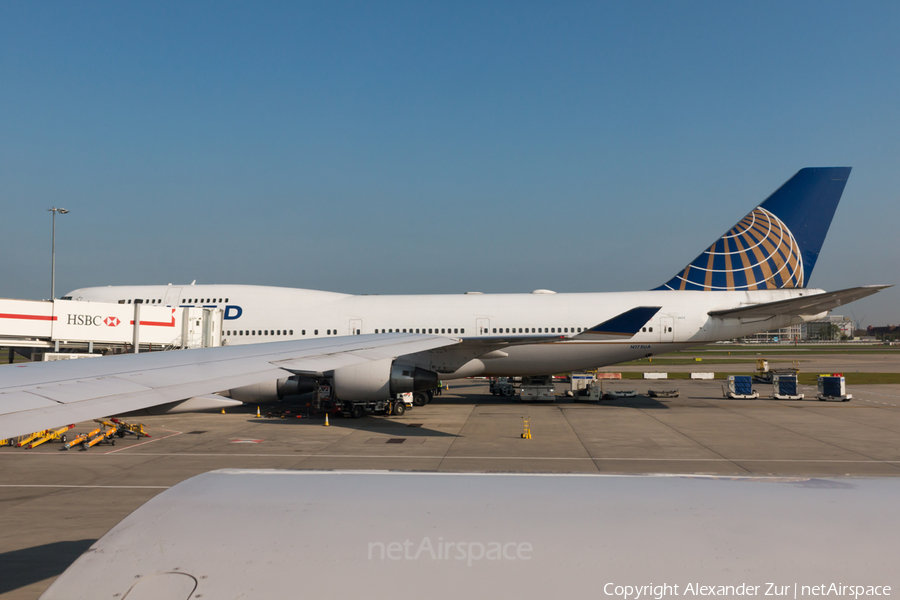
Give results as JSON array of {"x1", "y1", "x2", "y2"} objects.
[
  {"x1": 0, "y1": 334, "x2": 458, "y2": 440},
  {"x1": 40, "y1": 471, "x2": 900, "y2": 599}
]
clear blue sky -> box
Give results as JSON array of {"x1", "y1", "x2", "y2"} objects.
[{"x1": 1, "y1": 1, "x2": 897, "y2": 326}]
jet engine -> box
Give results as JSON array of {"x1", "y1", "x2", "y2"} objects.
[
  {"x1": 228, "y1": 360, "x2": 437, "y2": 404},
  {"x1": 331, "y1": 359, "x2": 438, "y2": 402},
  {"x1": 229, "y1": 376, "x2": 316, "y2": 403}
]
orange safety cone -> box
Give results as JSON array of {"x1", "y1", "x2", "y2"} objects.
[
  {"x1": 256, "y1": 406, "x2": 261, "y2": 418},
  {"x1": 324, "y1": 413, "x2": 330, "y2": 427}
]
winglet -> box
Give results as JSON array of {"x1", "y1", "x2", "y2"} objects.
[{"x1": 577, "y1": 307, "x2": 661, "y2": 340}]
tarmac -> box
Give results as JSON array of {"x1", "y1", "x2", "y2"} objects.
[{"x1": 2, "y1": 356, "x2": 900, "y2": 599}]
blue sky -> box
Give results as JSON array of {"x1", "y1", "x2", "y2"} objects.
[{"x1": 1, "y1": 1, "x2": 897, "y2": 326}]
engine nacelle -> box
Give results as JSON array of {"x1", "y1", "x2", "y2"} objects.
[
  {"x1": 331, "y1": 359, "x2": 438, "y2": 402},
  {"x1": 229, "y1": 376, "x2": 316, "y2": 403}
]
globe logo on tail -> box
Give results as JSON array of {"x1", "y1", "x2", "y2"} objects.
[{"x1": 666, "y1": 207, "x2": 803, "y2": 291}]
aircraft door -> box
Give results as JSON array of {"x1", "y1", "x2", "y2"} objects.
[
  {"x1": 164, "y1": 287, "x2": 182, "y2": 307},
  {"x1": 660, "y1": 316, "x2": 674, "y2": 342},
  {"x1": 349, "y1": 319, "x2": 363, "y2": 335},
  {"x1": 476, "y1": 318, "x2": 490, "y2": 336}
]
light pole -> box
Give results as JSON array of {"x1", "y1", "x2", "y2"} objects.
[{"x1": 48, "y1": 207, "x2": 69, "y2": 299}]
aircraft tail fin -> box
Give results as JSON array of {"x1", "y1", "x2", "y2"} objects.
[{"x1": 655, "y1": 167, "x2": 851, "y2": 291}]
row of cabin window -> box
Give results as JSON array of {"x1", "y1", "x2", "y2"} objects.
[
  {"x1": 374, "y1": 328, "x2": 465, "y2": 334},
  {"x1": 371, "y1": 327, "x2": 587, "y2": 335},
  {"x1": 224, "y1": 329, "x2": 347, "y2": 337},
  {"x1": 219, "y1": 326, "x2": 673, "y2": 337},
  {"x1": 493, "y1": 327, "x2": 584, "y2": 334},
  {"x1": 226, "y1": 329, "x2": 295, "y2": 336},
  {"x1": 181, "y1": 298, "x2": 228, "y2": 304},
  {"x1": 223, "y1": 328, "x2": 462, "y2": 337},
  {"x1": 119, "y1": 298, "x2": 229, "y2": 305}
]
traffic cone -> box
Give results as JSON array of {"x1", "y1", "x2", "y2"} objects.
[
  {"x1": 324, "y1": 413, "x2": 330, "y2": 427},
  {"x1": 256, "y1": 406, "x2": 261, "y2": 418},
  {"x1": 221, "y1": 409, "x2": 225, "y2": 414}
]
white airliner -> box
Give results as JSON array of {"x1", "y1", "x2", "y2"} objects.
[
  {"x1": 63, "y1": 167, "x2": 886, "y2": 406},
  {"x1": 9, "y1": 167, "x2": 892, "y2": 599},
  {"x1": 0, "y1": 167, "x2": 888, "y2": 438}
]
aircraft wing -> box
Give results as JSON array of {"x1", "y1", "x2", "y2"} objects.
[
  {"x1": 707, "y1": 285, "x2": 890, "y2": 319},
  {"x1": 574, "y1": 306, "x2": 662, "y2": 340},
  {"x1": 0, "y1": 333, "x2": 458, "y2": 440},
  {"x1": 458, "y1": 307, "x2": 664, "y2": 348},
  {"x1": 40, "y1": 471, "x2": 900, "y2": 599}
]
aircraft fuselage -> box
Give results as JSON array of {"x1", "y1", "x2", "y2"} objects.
[{"x1": 67, "y1": 285, "x2": 824, "y2": 378}]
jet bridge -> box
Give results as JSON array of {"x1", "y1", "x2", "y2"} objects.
[{"x1": 0, "y1": 298, "x2": 222, "y2": 360}]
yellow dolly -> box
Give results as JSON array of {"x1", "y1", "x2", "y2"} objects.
[
  {"x1": 63, "y1": 427, "x2": 102, "y2": 451},
  {"x1": 109, "y1": 418, "x2": 151, "y2": 439},
  {"x1": 84, "y1": 425, "x2": 118, "y2": 449},
  {"x1": 16, "y1": 430, "x2": 50, "y2": 448},
  {"x1": 26, "y1": 425, "x2": 75, "y2": 449}
]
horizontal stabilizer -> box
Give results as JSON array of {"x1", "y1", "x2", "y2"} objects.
[
  {"x1": 577, "y1": 307, "x2": 662, "y2": 340},
  {"x1": 708, "y1": 285, "x2": 890, "y2": 319}
]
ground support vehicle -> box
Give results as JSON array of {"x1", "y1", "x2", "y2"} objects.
[
  {"x1": 519, "y1": 376, "x2": 557, "y2": 402},
  {"x1": 772, "y1": 374, "x2": 804, "y2": 400},
  {"x1": 340, "y1": 396, "x2": 410, "y2": 418},
  {"x1": 335, "y1": 391, "x2": 415, "y2": 418},
  {"x1": 570, "y1": 373, "x2": 595, "y2": 393},
  {"x1": 308, "y1": 382, "x2": 411, "y2": 418},
  {"x1": 587, "y1": 384, "x2": 602, "y2": 402},
  {"x1": 817, "y1": 375, "x2": 851, "y2": 402},
  {"x1": 753, "y1": 359, "x2": 801, "y2": 384},
  {"x1": 310, "y1": 383, "x2": 404, "y2": 419},
  {"x1": 489, "y1": 377, "x2": 516, "y2": 397},
  {"x1": 725, "y1": 375, "x2": 759, "y2": 399}
]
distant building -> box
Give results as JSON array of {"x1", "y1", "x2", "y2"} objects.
[
  {"x1": 744, "y1": 324, "x2": 802, "y2": 343},
  {"x1": 867, "y1": 324, "x2": 900, "y2": 341},
  {"x1": 803, "y1": 315, "x2": 853, "y2": 340},
  {"x1": 742, "y1": 315, "x2": 852, "y2": 342}
]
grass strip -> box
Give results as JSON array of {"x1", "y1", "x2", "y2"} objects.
[{"x1": 609, "y1": 372, "x2": 900, "y2": 385}]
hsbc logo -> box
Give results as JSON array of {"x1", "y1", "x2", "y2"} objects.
[
  {"x1": 67, "y1": 314, "x2": 121, "y2": 327},
  {"x1": 68, "y1": 314, "x2": 101, "y2": 326}
]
